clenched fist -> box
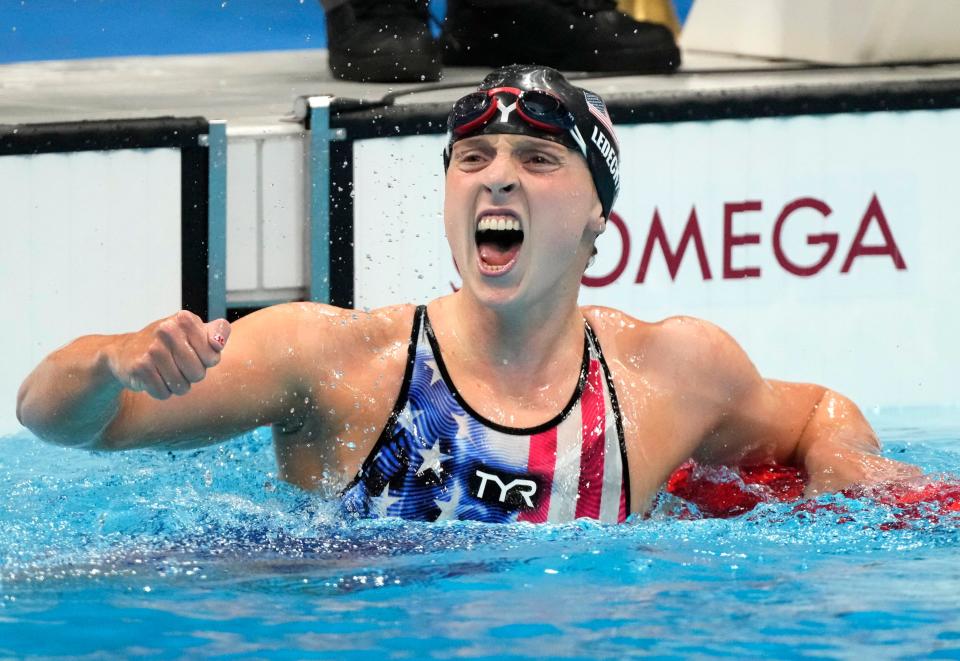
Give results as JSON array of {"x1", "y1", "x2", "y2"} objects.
[{"x1": 108, "y1": 310, "x2": 231, "y2": 400}]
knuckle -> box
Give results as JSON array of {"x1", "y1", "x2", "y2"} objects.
[
  {"x1": 155, "y1": 321, "x2": 177, "y2": 340},
  {"x1": 130, "y1": 358, "x2": 150, "y2": 375},
  {"x1": 175, "y1": 310, "x2": 199, "y2": 328}
]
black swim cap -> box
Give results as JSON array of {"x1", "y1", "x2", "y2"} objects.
[{"x1": 444, "y1": 65, "x2": 621, "y2": 218}]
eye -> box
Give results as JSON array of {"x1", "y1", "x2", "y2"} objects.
[
  {"x1": 524, "y1": 152, "x2": 561, "y2": 170},
  {"x1": 454, "y1": 149, "x2": 489, "y2": 170}
]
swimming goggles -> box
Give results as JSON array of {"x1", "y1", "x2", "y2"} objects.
[{"x1": 450, "y1": 86, "x2": 578, "y2": 137}]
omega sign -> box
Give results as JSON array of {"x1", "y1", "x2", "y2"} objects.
[{"x1": 583, "y1": 193, "x2": 907, "y2": 287}]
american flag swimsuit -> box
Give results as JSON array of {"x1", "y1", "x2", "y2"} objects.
[{"x1": 340, "y1": 306, "x2": 631, "y2": 523}]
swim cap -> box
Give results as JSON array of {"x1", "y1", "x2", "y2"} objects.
[{"x1": 444, "y1": 65, "x2": 621, "y2": 218}]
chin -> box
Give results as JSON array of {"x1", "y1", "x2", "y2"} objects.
[{"x1": 462, "y1": 275, "x2": 526, "y2": 310}]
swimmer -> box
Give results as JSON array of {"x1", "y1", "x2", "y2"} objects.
[{"x1": 16, "y1": 65, "x2": 921, "y2": 522}]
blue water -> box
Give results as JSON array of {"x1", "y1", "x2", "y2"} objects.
[{"x1": 2, "y1": 410, "x2": 960, "y2": 658}]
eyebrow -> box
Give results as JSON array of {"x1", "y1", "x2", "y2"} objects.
[{"x1": 453, "y1": 137, "x2": 493, "y2": 150}]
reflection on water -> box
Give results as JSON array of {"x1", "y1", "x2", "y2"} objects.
[{"x1": 2, "y1": 414, "x2": 960, "y2": 658}]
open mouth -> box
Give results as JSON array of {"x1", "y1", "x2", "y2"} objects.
[{"x1": 475, "y1": 215, "x2": 524, "y2": 274}]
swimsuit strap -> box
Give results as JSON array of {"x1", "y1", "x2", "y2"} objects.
[
  {"x1": 583, "y1": 317, "x2": 631, "y2": 513},
  {"x1": 340, "y1": 305, "x2": 425, "y2": 494}
]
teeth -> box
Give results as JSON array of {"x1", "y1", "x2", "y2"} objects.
[{"x1": 477, "y1": 216, "x2": 522, "y2": 232}]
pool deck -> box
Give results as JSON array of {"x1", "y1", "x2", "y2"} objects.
[{"x1": 4, "y1": 49, "x2": 960, "y2": 130}]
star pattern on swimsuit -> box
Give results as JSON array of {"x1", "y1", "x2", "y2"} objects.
[
  {"x1": 371, "y1": 482, "x2": 401, "y2": 517},
  {"x1": 452, "y1": 412, "x2": 471, "y2": 441},
  {"x1": 395, "y1": 405, "x2": 424, "y2": 438},
  {"x1": 434, "y1": 482, "x2": 463, "y2": 521},
  {"x1": 424, "y1": 359, "x2": 443, "y2": 386},
  {"x1": 416, "y1": 440, "x2": 450, "y2": 477}
]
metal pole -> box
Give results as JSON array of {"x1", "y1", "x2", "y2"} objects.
[
  {"x1": 308, "y1": 97, "x2": 333, "y2": 303},
  {"x1": 206, "y1": 119, "x2": 228, "y2": 320}
]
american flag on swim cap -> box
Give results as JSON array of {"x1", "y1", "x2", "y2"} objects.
[{"x1": 583, "y1": 91, "x2": 619, "y2": 150}]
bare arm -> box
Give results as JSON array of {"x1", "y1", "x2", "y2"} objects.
[
  {"x1": 687, "y1": 321, "x2": 921, "y2": 495},
  {"x1": 17, "y1": 304, "x2": 332, "y2": 450},
  {"x1": 17, "y1": 310, "x2": 228, "y2": 448},
  {"x1": 791, "y1": 389, "x2": 920, "y2": 496}
]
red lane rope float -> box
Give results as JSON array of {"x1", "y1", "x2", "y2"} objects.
[{"x1": 664, "y1": 460, "x2": 960, "y2": 521}]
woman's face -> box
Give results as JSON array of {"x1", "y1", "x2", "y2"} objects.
[{"x1": 444, "y1": 133, "x2": 604, "y2": 310}]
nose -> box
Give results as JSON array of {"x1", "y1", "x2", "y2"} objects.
[{"x1": 482, "y1": 151, "x2": 519, "y2": 198}]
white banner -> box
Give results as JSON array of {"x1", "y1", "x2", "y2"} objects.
[{"x1": 353, "y1": 109, "x2": 960, "y2": 407}]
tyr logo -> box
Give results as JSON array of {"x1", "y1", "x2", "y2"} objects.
[{"x1": 472, "y1": 468, "x2": 539, "y2": 509}]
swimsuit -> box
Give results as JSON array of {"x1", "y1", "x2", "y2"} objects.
[{"x1": 340, "y1": 306, "x2": 631, "y2": 523}]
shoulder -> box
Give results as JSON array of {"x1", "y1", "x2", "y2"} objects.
[
  {"x1": 653, "y1": 315, "x2": 743, "y2": 365},
  {"x1": 581, "y1": 306, "x2": 751, "y2": 384},
  {"x1": 582, "y1": 305, "x2": 727, "y2": 352}
]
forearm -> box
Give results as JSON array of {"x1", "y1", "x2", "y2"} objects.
[
  {"x1": 16, "y1": 335, "x2": 125, "y2": 448},
  {"x1": 794, "y1": 389, "x2": 918, "y2": 494}
]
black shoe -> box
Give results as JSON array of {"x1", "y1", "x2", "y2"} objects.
[
  {"x1": 443, "y1": 0, "x2": 680, "y2": 73},
  {"x1": 325, "y1": 0, "x2": 443, "y2": 82}
]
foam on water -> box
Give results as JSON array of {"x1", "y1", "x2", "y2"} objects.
[{"x1": 2, "y1": 414, "x2": 960, "y2": 658}]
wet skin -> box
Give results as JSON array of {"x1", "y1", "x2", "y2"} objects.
[{"x1": 17, "y1": 135, "x2": 920, "y2": 514}]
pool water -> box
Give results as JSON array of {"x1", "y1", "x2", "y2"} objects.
[{"x1": 2, "y1": 409, "x2": 960, "y2": 659}]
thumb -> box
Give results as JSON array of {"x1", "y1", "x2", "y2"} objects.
[{"x1": 206, "y1": 318, "x2": 232, "y2": 352}]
